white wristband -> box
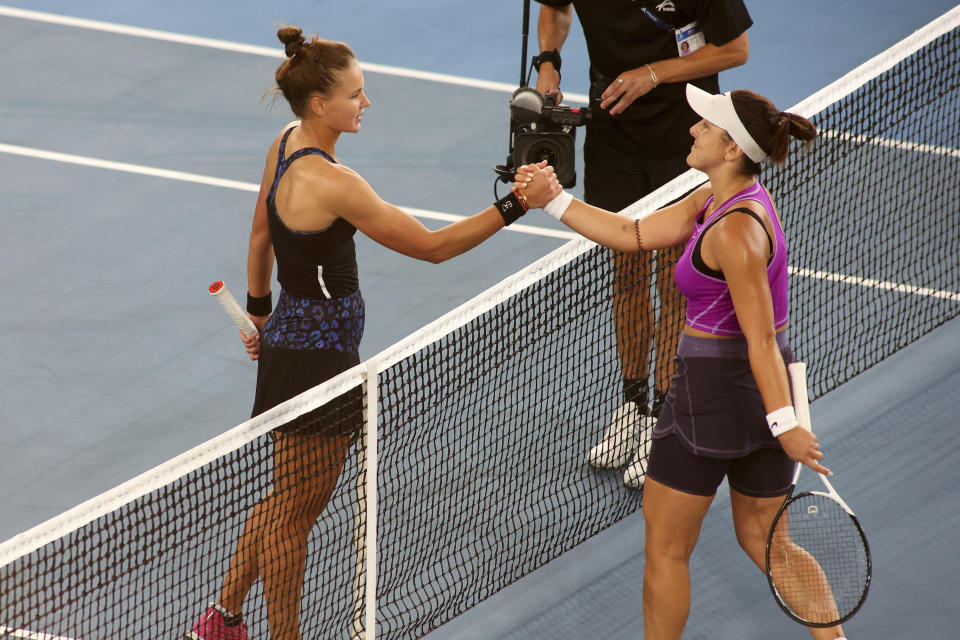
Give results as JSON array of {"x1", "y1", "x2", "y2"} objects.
[
  {"x1": 766, "y1": 405, "x2": 799, "y2": 437},
  {"x1": 543, "y1": 190, "x2": 573, "y2": 221}
]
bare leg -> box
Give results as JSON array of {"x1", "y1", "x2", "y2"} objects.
[
  {"x1": 730, "y1": 488, "x2": 847, "y2": 639},
  {"x1": 641, "y1": 477, "x2": 714, "y2": 640},
  {"x1": 652, "y1": 246, "x2": 685, "y2": 403},
  {"x1": 218, "y1": 432, "x2": 350, "y2": 640},
  {"x1": 613, "y1": 251, "x2": 653, "y2": 394},
  {"x1": 218, "y1": 493, "x2": 267, "y2": 614}
]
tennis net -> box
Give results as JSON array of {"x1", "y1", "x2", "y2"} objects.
[{"x1": 2, "y1": 6, "x2": 958, "y2": 640}]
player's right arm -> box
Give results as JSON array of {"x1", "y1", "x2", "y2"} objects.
[
  {"x1": 246, "y1": 121, "x2": 299, "y2": 305},
  {"x1": 241, "y1": 143, "x2": 279, "y2": 358},
  {"x1": 247, "y1": 148, "x2": 276, "y2": 303},
  {"x1": 326, "y1": 162, "x2": 560, "y2": 263},
  {"x1": 535, "y1": 3, "x2": 573, "y2": 100}
]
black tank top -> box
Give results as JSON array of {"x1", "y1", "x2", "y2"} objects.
[{"x1": 266, "y1": 127, "x2": 359, "y2": 299}]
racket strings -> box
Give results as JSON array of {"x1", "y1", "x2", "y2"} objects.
[{"x1": 768, "y1": 493, "x2": 870, "y2": 625}]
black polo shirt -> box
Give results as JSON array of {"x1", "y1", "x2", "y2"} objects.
[{"x1": 537, "y1": 0, "x2": 752, "y2": 151}]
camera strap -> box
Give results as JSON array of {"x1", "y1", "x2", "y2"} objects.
[{"x1": 640, "y1": 7, "x2": 675, "y2": 31}]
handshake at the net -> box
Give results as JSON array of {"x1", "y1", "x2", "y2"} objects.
[{"x1": 513, "y1": 160, "x2": 563, "y2": 209}]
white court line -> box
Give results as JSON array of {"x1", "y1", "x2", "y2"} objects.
[
  {"x1": 2, "y1": 5, "x2": 956, "y2": 293},
  {"x1": 820, "y1": 129, "x2": 960, "y2": 158},
  {"x1": 0, "y1": 627, "x2": 75, "y2": 640},
  {"x1": 788, "y1": 266, "x2": 960, "y2": 303},
  {"x1": 2, "y1": 140, "x2": 955, "y2": 297},
  {"x1": 0, "y1": 143, "x2": 260, "y2": 192},
  {"x1": 0, "y1": 5, "x2": 591, "y2": 104},
  {"x1": 0, "y1": 142, "x2": 577, "y2": 241}
]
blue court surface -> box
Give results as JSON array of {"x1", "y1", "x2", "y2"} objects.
[{"x1": 1, "y1": 1, "x2": 958, "y2": 638}]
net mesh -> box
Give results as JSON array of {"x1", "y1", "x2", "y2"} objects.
[
  {"x1": 0, "y1": 380, "x2": 368, "y2": 640},
  {"x1": 770, "y1": 24, "x2": 960, "y2": 398},
  {"x1": 2, "y1": 11, "x2": 959, "y2": 640}
]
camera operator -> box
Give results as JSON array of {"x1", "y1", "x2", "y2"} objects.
[{"x1": 534, "y1": 0, "x2": 752, "y2": 488}]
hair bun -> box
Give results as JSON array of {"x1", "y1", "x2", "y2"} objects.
[{"x1": 277, "y1": 26, "x2": 306, "y2": 58}]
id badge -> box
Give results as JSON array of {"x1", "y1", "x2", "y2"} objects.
[{"x1": 676, "y1": 22, "x2": 706, "y2": 57}]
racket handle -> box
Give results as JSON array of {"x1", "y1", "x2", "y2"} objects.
[
  {"x1": 787, "y1": 362, "x2": 811, "y2": 432},
  {"x1": 209, "y1": 281, "x2": 258, "y2": 337}
]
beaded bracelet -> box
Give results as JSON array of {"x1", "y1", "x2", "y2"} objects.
[{"x1": 511, "y1": 187, "x2": 529, "y2": 212}]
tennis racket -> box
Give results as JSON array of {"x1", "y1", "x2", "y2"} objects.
[
  {"x1": 764, "y1": 362, "x2": 872, "y2": 627},
  {"x1": 208, "y1": 280, "x2": 258, "y2": 337}
]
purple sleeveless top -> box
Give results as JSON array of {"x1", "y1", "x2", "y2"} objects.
[{"x1": 674, "y1": 182, "x2": 788, "y2": 337}]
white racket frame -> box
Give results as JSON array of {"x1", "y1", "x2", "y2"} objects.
[{"x1": 787, "y1": 362, "x2": 856, "y2": 516}]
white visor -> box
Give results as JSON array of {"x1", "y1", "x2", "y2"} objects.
[{"x1": 686, "y1": 84, "x2": 768, "y2": 163}]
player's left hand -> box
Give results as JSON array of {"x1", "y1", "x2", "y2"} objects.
[
  {"x1": 600, "y1": 67, "x2": 658, "y2": 116},
  {"x1": 778, "y1": 427, "x2": 832, "y2": 476}
]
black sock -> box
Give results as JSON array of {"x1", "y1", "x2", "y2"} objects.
[
  {"x1": 214, "y1": 604, "x2": 243, "y2": 627},
  {"x1": 623, "y1": 378, "x2": 649, "y2": 407},
  {"x1": 222, "y1": 612, "x2": 242, "y2": 628}
]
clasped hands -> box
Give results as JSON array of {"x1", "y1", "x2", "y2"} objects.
[{"x1": 512, "y1": 160, "x2": 562, "y2": 209}]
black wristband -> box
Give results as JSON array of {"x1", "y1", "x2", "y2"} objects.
[
  {"x1": 533, "y1": 49, "x2": 562, "y2": 82},
  {"x1": 494, "y1": 192, "x2": 527, "y2": 226},
  {"x1": 533, "y1": 49, "x2": 561, "y2": 73},
  {"x1": 246, "y1": 291, "x2": 272, "y2": 316}
]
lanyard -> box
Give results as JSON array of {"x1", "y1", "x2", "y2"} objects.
[{"x1": 640, "y1": 6, "x2": 676, "y2": 31}]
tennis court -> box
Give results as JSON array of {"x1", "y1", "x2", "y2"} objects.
[{"x1": 2, "y1": 1, "x2": 958, "y2": 638}]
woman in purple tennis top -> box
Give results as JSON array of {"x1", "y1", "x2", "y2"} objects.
[{"x1": 519, "y1": 85, "x2": 850, "y2": 639}]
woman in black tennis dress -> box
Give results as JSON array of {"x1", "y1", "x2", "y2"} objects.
[{"x1": 185, "y1": 26, "x2": 559, "y2": 640}]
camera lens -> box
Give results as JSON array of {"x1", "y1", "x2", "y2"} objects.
[
  {"x1": 512, "y1": 130, "x2": 577, "y2": 187},
  {"x1": 529, "y1": 140, "x2": 560, "y2": 167}
]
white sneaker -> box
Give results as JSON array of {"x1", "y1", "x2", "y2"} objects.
[
  {"x1": 622, "y1": 415, "x2": 656, "y2": 489},
  {"x1": 587, "y1": 402, "x2": 648, "y2": 469}
]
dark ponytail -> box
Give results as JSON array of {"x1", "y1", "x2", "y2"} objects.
[
  {"x1": 273, "y1": 26, "x2": 357, "y2": 117},
  {"x1": 730, "y1": 89, "x2": 817, "y2": 174}
]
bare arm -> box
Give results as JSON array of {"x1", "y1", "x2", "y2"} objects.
[
  {"x1": 601, "y1": 31, "x2": 750, "y2": 115},
  {"x1": 517, "y1": 163, "x2": 710, "y2": 252},
  {"x1": 535, "y1": 4, "x2": 573, "y2": 99},
  {"x1": 247, "y1": 126, "x2": 299, "y2": 302},
  {"x1": 238, "y1": 150, "x2": 278, "y2": 359},
  {"x1": 648, "y1": 32, "x2": 749, "y2": 86},
  {"x1": 331, "y1": 162, "x2": 560, "y2": 264},
  {"x1": 707, "y1": 211, "x2": 830, "y2": 474},
  {"x1": 556, "y1": 187, "x2": 707, "y2": 252},
  {"x1": 247, "y1": 155, "x2": 275, "y2": 301}
]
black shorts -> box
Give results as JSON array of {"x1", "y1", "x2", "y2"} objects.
[
  {"x1": 252, "y1": 290, "x2": 365, "y2": 437},
  {"x1": 583, "y1": 122, "x2": 690, "y2": 211},
  {"x1": 253, "y1": 345, "x2": 363, "y2": 438},
  {"x1": 646, "y1": 432, "x2": 794, "y2": 498},
  {"x1": 654, "y1": 333, "x2": 795, "y2": 456}
]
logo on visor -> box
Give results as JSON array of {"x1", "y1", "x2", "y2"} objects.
[{"x1": 656, "y1": 0, "x2": 677, "y2": 11}]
